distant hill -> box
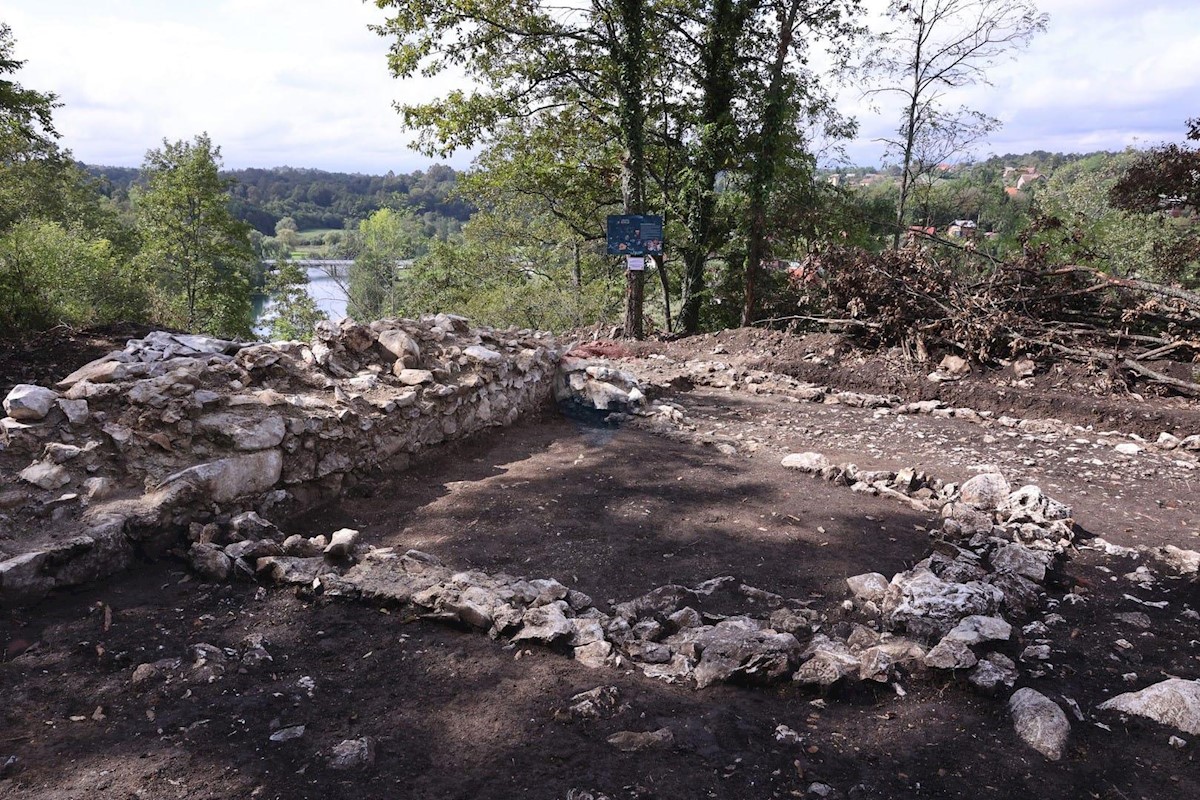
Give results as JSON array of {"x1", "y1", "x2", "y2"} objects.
[{"x1": 83, "y1": 163, "x2": 474, "y2": 235}]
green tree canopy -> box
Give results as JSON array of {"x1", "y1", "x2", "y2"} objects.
[{"x1": 132, "y1": 134, "x2": 257, "y2": 338}]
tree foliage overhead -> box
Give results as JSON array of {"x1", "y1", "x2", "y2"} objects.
[
  {"x1": 0, "y1": 22, "x2": 57, "y2": 157},
  {"x1": 371, "y1": 0, "x2": 867, "y2": 335}
]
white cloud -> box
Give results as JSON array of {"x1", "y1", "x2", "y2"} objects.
[
  {"x1": 839, "y1": 0, "x2": 1199, "y2": 165},
  {"x1": 5, "y1": 0, "x2": 1198, "y2": 172}
]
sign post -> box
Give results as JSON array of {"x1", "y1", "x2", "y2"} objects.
[{"x1": 607, "y1": 214, "x2": 663, "y2": 340}]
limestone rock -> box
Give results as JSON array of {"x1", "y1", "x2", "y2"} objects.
[
  {"x1": 377, "y1": 329, "x2": 421, "y2": 367},
  {"x1": 574, "y1": 640, "x2": 615, "y2": 669},
  {"x1": 395, "y1": 367, "x2": 434, "y2": 385},
  {"x1": 607, "y1": 728, "x2": 674, "y2": 752},
  {"x1": 1009, "y1": 688, "x2": 1070, "y2": 760},
  {"x1": 1097, "y1": 679, "x2": 1200, "y2": 735},
  {"x1": 19, "y1": 460, "x2": 71, "y2": 490},
  {"x1": 512, "y1": 602, "x2": 574, "y2": 644},
  {"x1": 565, "y1": 686, "x2": 620, "y2": 719},
  {"x1": 1151, "y1": 545, "x2": 1200, "y2": 576},
  {"x1": 690, "y1": 623, "x2": 801, "y2": 688},
  {"x1": 968, "y1": 653, "x2": 1018, "y2": 695},
  {"x1": 328, "y1": 737, "x2": 376, "y2": 770},
  {"x1": 197, "y1": 413, "x2": 286, "y2": 451},
  {"x1": 923, "y1": 638, "x2": 977, "y2": 670},
  {"x1": 161, "y1": 450, "x2": 283, "y2": 503},
  {"x1": 794, "y1": 635, "x2": 860, "y2": 686},
  {"x1": 463, "y1": 345, "x2": 503, "y2": 365},
  {"x1": 781, "y1": 452, "x2": 831, "y2": 473},
  {"x1": 189, "y1": 542, "x2": 232, "y2": 582},
  {"x1": 1012, "y1": 358, "x2": 1036, "y2": 378},
  {"x1": 56, "y1": 398, "x2": 89, "y2": 425},
  {"x1": 56, "y1": 356, "x2": 128, "y2": 388},
  {"x1": 998, "y1": 485, "x2": 1072, "y2": 525},
  {"x1": 846, "y1": 572, "x2": 889, "y2": 604},
  {"x1": 324, "y1": 528, "x2": 360, "y2": 559},
  {"x1": 959, "y1": 473, "x2": 1011, "y2": 511},
  {"x1": 256, "y1": 556, "x2": 327, "y2": 585},
  {"x1": 881, "y1": 570, "x2": 1004, "y2": 640},
  {"x1": 991, "y1": 542, "x2": 1053, "y2": 584},
  {"x1": 939, "y1": 354, "x2": 971, "y2": 377},
  {"x1": 943, "y1": 615, "x2": 1012, "y2": 646},
  {"x1": 4, "y1": 384, "x2": 59, "y2": 420}
]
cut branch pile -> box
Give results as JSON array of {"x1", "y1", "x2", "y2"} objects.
[{"x1": 789, "y1": 247, "x2": 1200, "y2": 396}]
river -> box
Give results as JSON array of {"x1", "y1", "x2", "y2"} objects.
[{"x1": 253, "y1": 266, "x2": 349, "y2": 337}]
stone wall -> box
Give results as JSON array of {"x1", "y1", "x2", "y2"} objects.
[{"x1": 0, "y1": 315, "x2": 560, "y2": 603}]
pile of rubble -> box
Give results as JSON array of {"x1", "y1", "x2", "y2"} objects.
[
  {"x1": 1, "y1": 316, "x2": 560, "y2": 602},
  {"x1": 783, "y1": 453, "x2": 1073, "y2": 687}
]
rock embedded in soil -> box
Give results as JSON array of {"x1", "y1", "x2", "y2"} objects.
[
  {"x1": 968, "y1": 653, "x2": 1018, "y2": 695},
  {"x1": 19, "y1": 460, "x2": 71, "y2": 490},
  {"x1": 188, "y1": 543, "x2": 232, "y2": 582},
  {"x1": 606, "y1": 728, "x2": 674, "y2": 752},
  {"x1": 781, "y1": 452, "x2": 832, "y2": 473},
  {"x1": 1008, "y1": 687, "x2": 1070, "y2": 761},
  {"x1": 1097, "y1": 679, "x2": 1200, "y2": 735},
  {"x1": 327, "y1": 737, "x2": 376, "y2": 770},
  {"x1": 269, "y1": 725, "x2": 306, "y2": 743}
]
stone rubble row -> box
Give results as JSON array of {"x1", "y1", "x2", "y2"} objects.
[
  {"x1": 636, "y1": 357, "x2": 1200, "y2": 461},
  {"x1": 1, "y1": 316, "x2": 563, "y2": 602}
]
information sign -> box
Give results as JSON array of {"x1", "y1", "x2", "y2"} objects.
[{"x1": 606, "y1": 214, "x2": 663, "y2": 255}]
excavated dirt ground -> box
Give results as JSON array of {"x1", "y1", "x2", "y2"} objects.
[{"x1": 2, "y1": 328, "x2": 1199, "y2": 799}]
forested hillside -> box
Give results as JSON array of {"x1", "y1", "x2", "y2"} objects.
[{"x1": 85, "y1": 163, "x2": 473, "y2": 236}]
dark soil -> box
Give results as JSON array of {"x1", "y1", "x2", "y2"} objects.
[
  {"x1": 641, "y1": 328, "x2": 1200, "y2": 439},
  {"x1": 2, "y1": 327, "x2": 1199, "y2": 799},
  {"x1": 0, "y1": 323, "x2": 168, "y2": 398}
]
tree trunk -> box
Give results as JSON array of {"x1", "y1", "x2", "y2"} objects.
[
  {"x1": 653, "y1": 252, "x2": 671, "y2": 332},
  {"x1": 891, "y1": 16, "x2": 925, "y2": 251},
  {"x1": 742, "y1": 0, "x2": 800, "y2": 327},
  {"x1": 679, "y1": 0, "x2": 750, "y2": 334},
  {"x1": 615, "y1": 0, "x2": 647, "y2": 339}
]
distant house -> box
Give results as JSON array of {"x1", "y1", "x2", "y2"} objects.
[
  {"x1": 947, "y1": 220, "x2": 978, "y2": 239},
  {"x1": 1004, "y1": 186, "x2": 1021, "y2": 198},
  {"x1": 1016, "y1": 172, "x2": 1045, "y2": 190}
]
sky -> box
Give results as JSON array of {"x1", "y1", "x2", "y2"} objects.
[{"x1": 4, "y1": 0, "x2": 1198, "y2": 174}]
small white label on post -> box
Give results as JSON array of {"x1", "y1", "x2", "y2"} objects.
[{"x1": 627, "y1": 256, "x2": 645, "y2": 271}]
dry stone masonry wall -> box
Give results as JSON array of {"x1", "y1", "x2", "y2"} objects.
[{"x1": 0, "y1": 316, "x2": 560, "y2": 603}]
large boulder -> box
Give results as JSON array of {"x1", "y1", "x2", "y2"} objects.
[
  {"x1": 4, "y1": 384, "x2": 59, "y2": 420},
  {"x1": 161, "y1": 450, "x2": 284, "y2": 503},
  {"x1": 959, "y1": 473, "x2": 1011, "y2": 511},
  {"x1": 1097, "y1": 679, "x2": 1200, "y2": 735},
  {"x1": 1009, "y1": 688, "x2": 1070, "y2": 760}
]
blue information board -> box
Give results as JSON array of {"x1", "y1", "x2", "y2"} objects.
[{"x1": 606, "y1": 214, "x2": 663, "y2": 255}]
